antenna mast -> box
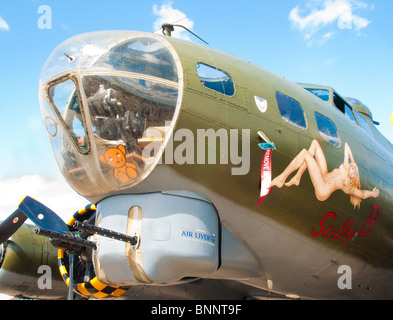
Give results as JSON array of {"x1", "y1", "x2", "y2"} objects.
[{"x1": 161, "y1": 23, "x2": 209, "y2": 45}]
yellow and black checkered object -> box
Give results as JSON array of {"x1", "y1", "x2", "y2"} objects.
[
  {"x1": 66, "y1": 203, "x2": 97, "y2": 229},
  {"x1": 57, "y1": 204, "x2": 128, "y2": 299}
]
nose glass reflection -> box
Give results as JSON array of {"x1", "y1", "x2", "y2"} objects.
[
  {"x1": 49, "y1": 79, "x2": 88, "y2": 153},
  {"x1": 41, "y1": 33, "x2": 182, "y2": 196},
  {"x1": 83, "y1": 75, "x2": 178, "y2": 184}
]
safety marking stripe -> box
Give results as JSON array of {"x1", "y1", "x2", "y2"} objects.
[
  {"x1": 67, "y1": 204, "x2": 97, "y2": 227},
  {"x1": 76, "y1": 282, "x2": 91, "y2": 297},
  {"x1": 57, "y1": 203, "x2": 127, "y2": 299}
]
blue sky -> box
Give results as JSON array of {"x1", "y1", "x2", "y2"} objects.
[{"x1": 0, "y1": 0, "x2": 392, "y2": 184}]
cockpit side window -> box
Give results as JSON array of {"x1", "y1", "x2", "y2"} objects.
[
  {"x1": 196, "y1": 63, "x2": 235, "y2": 96},
  {"x1": 344, "y1": 104, "x2": 358, "y2": 125},
  {"x1": 315, "y1": 112, "x2": 341, "y2": 148},
  {"x1": 305, "y1": 88, "x2": 330, "y2": 102},
  {"x1": 48, "y1": 78, "x2": 89, "y2": 153},
  {"x1": 353, "y1": 109, "x2": 374, "y2": 137},
  {"x1": 333, "y1": 93, "x2": 361, "y2": 127},
  {"x1": 276, "y1": 91, "x2": 307, "y2": 130},
  {"x1": 333, "y1": 93, "x2": 346, "y2": 113}
]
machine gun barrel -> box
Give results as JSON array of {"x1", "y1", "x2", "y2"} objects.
[
  {"x1": 73, "y1": 221, "x2": 138, "y2": 246},
  {"x1": 35, "y1": 228, "x2": 97, "y2": 250}
]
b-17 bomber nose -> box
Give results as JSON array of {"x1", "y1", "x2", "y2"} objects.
[{"x1": 39, "y1": 31, "x2": 182, "y2": 200}]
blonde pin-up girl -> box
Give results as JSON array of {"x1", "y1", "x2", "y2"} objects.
[{"x1": 271, "y1": 140, "x2": 379, "y2": 208}]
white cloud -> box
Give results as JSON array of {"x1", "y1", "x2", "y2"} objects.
[
  {"x1": 0, "y1": 16, "x2": 9, "y2": 31},
  {"x1": 289, "y1": 0, "x2": 372, "y2": 44},
  {"x1": 152, "y1": 2, "x2": 194, "y2": 41},
  {"x1": 0, "y1": 175, "x2": 88, "y2": 223}
]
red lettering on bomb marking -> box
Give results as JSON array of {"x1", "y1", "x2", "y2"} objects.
[{"x1": 312, "y1": 205, "x2": 380, "y2": 245}]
